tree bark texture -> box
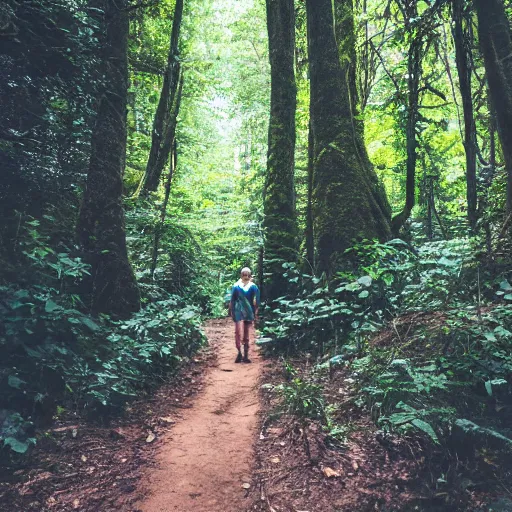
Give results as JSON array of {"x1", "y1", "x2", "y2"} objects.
[
  {"x1": 391, "y1": 12, "x2": 422, "y2": 236},
  {"x1": 140, "y1": 0, "x2": 184, "y2": 195},
  {"x1": 453, "y1": 0, "x2": 477, "y2": 230},
  {"x1": 150, "y1": 74, "x2": 184, "y2": 279},
  {"x1": 334, "y1": 0, "x2": 359, "y2": 116},
  {"x1": 306, "y1": 0, "x2": 391, "y2": 274},
  {"x1": 77, "y1": 0, "x2": 140, "y2": 315},
  {"x1": 475, "y1": 0, "x2": 512, "y2": 214},
  {"x1": 263, "y1": 0, "x2": 298, "y2": 303},
  {"x1": 305, "y1": 119, "x2": 315, "y2": 270}
]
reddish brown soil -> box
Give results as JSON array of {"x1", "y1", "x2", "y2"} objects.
[
  {"x1": 0, "y1": 321, "x2": 218, "y2": 511},
  {"x1": 136, "y1": 318, "x2": 263, "y2": 512}
]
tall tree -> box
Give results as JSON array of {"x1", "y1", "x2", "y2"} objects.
[
  {"x1": 138, "y1": 0, "x2": 184, "y2": 195},
  {"x1": 77, "y1": 0, "x2": 140, "y2": 315},
  {"x1": 390, "y1": 0, "x2": 423, "y2": 236},
  {"x1": 306, "y1": 0, "x2": 391, "y2": 274},
  {"x1": 150, "y1": 72, "x2": 185, "y2": 278},
  {"x1": 263, "y1": 0, "x2": 298, "y2": 302},
  {"x1": 452, "y1": 0, "x2": 477, "y2": 230},
  {"x1": 475, "y1": 0, "x2": 512, "y2": 215}
]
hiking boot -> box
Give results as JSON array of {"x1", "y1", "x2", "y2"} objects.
[
  {"x1": 243, "y1": 345, "x2": 251, "y2": 363},
  {"x1": 235, "y1": 351, "x2": 243, "y2": 363}
]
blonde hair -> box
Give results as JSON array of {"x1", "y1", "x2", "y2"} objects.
[{"x1": 241, "y1": 267, "x2": 252, "y2": 276}]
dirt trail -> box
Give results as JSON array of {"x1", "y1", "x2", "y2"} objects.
[{"x1": 137, "y1": 318, "x2": 262, "y2": 512}]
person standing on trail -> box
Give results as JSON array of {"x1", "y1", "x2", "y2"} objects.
[{"x1": 228, "y1": 267, "x2": 260, "y2": 364}]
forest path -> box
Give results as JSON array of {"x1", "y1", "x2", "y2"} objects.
[{"x1": 137, "y1": 318, "x2": 262, "y2": 512}]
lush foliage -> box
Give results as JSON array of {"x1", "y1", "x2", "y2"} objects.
[
  {"x1": 260, "y1": 237, "x2": 512, "y2": 449},
  {"x1": 2, "y1": 3, "x2": 512, "y2": 495},
  {"x1": 0, "y1": 219, "x2": 204, "y2": 454}
]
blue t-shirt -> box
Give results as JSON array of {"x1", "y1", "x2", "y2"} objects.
[{"x1": 230, "y1": 281, "x2": 260, "y2": 322}]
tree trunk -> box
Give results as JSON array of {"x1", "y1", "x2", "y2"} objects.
[
  {"x1": 475, "y1": 0, "x2": 512, "y2": 214},
  {"x1": 305, "y1": 119, "x2": 315, "y2": 270},
  {"x1": 77, "y1": 0, "x2": 140, "y2": 315},
  {"x1": 263, "y1": 0, "x2": 298, "y2": 303},
  {"x1": 149, "y1": 74, "x2": 184, "y2": 278},
  {"x1": 139, "y1": 0, "x2": 184, "y2": 195},
  {"x1": 391, "y1": 30, "x2": 421, "y2": 236},
  {"x1": 306, "y1": 0, "x2": 391, "y2": 274},
  {"x1": 334, "y1": 0, "x2": 359, "y2": 115},
  {"x1": 453, "y1": 0, "x2": 477, "y2": 230}
]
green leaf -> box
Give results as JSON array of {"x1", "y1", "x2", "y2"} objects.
[
  {"x1": 80, "y1": 317, "x2": 100, "y2": 332},
  {"x1": 180, "y1": 310, "x2": 197, "y2": 320},
  {"x1": 499, "y1": 280, "x2": 512, "y2": 291},
  {"x1": 357, "y1": 275, "x2": 372, "y2": 287},
  {"x1": 3, "y1": 437, "x2": 32, "y2": 454},
  {"x1": 438, "y1": 256, "x2": 457, "y2": 267},
  {"x1": 485, "y1": 380, "x2": 492, "y2": 396},
  {"x1": 411, "y1": 419, "x2": 439, "y2": 444},
  {"x1": 45, "y1": 299, "x2": 60, "y2": 313},
  {"x1": 8, "y1": 375, "x2": 26, "y2": 389},
  {"x1": 494, "y1": 326, "x2": 512, "y2": 338},
  {"x1": 358, "y1": 290, "x2": 369, "y2": 299},
  {"x1": 484, "y1": 331, "x2": 497, "y2": 342}
]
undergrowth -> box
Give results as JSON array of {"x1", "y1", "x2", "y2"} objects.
[
  {"x1": 0, "y1": 216, "x2": 206, "y2": 458},
  {"x1": 259, "y1": 237, "x2": 512, "y2": 455}
]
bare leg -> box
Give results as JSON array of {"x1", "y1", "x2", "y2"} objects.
[
  {"x1": 243, "y1": 321, "x2": 252, "y2": 363},
  {"x1": 234, "y1": 322, "x2": 242, "y2": 363}
]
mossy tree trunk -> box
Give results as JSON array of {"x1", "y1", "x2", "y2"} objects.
[
  {"x1": 475, "y1": 0, "x2": 512, "y2": 214},
  {"x1": 453, "y1": 0, "x2": 477, "y2": 230},
  {"x1": 305, "y1": 119, "x2": 315, "y2": 270},
  {"x1": 77, "y1": 0, "x2": 140, "y2": 315},
  {"x1": 306, "y1": 0, "x2": 391, "y2": 275},
  {"x1": 150, "y1": 72, "x2": 185, "y2": 279},
  {"x1": 263, "y1": 0, "x2": 298, "y2": 303},
  {"x1": 390, "y1": 1, "x2": 422, "y2": 236},
  {"x1": 139, "y1": 0, "x2": 184, "y2": 196},
  {"x1": 334, "y1": 0, "x2": 358, "y2": 115}
]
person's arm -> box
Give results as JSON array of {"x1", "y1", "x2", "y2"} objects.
[
  {"x1": 254, "y1": 285, "x2": 260, "y2": 318},
  {"x1": 229, "y1": 286, "x2": 236, "y2": 320}
]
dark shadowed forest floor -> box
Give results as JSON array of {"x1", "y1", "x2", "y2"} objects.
[{"x1": 1, "y1": 318, "x2": 511, "y2": 512}]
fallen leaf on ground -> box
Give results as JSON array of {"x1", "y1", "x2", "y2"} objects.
[
  {"x1": 270, "y1": 456, "x2": 280, "y2": 464},
  {"x1": 146, "y1": 432, "x2": 156, "y2": 443},
  {"x1": 81, "y1": 455, "x2": 87, "y2": 462},
  {"x1": 159, "y1": 416, "x2": 175, "y2": 424},
  {"x1": 322, "y1": 467, "x2": 341, "y2": 478},
  {"x1": 73, "y1": 499, "x2": 80, "y2": 509},
  {"x1": 242, "y1": 483, "x2": 251, "y2": 489}
]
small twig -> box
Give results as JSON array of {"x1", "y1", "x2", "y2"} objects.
[{"x1": 392, "y1": 318, "x2": 403, "y2": 344}]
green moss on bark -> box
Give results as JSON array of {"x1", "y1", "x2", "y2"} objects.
[
  {"x1": 307, "y1": 0, "x2": 391, "y2": 274},
  {"x1": 263, "y1": 0, "x2": 298, "y2": 302}
]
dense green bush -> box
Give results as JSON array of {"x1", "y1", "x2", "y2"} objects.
[
  {"x1": 0, "y1": 218, "x2": 205, "y2": 456},
  {"x1": 260, "y1": 237, "x2": 512, "y2": 446}
]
